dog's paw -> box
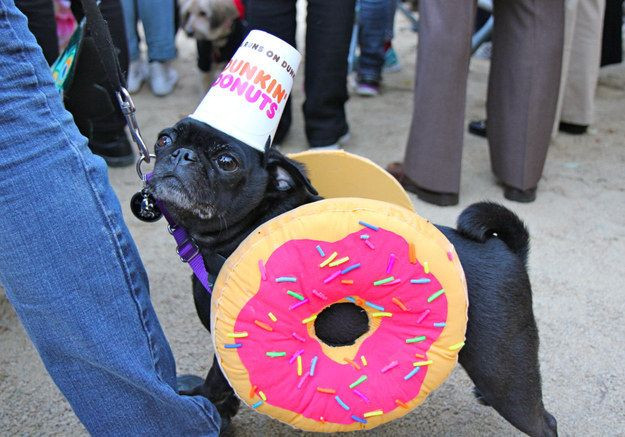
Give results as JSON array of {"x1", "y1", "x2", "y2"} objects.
[{"x1": 472, "y1": 386, "x2": 490, "y2": 406}]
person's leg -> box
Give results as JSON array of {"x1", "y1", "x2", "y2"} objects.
[
  {"x1": 120, "y1": 0, "x2": 140, "y2": 61},
  {"x1": 14, "y1": 0, "x2": 59, "y2": 65},
  {"x1": 487, "y1": 0, "x2": 564, "y2": 193},
  {"x1": 403, "y1": 0, "x2": 475, "y2": 195},
  {"x1": 304, "y1": 0, "x2": 355, "y2": 146},
  {"x1": 0, "y1": 2, "x2": 220, "y2": 435},
  {"x1": 136, "y1": 0, "x2": 176, "y2": 61},
  {"x1": 245, "y1": 0, "x2": 297, "y2": 144},
  {"x1": 600, "y1": 0, "x2": 623, "y2": 66},
  {"x1": 560, "y1": 0, "x2": 606, "y2": 126},
  {"x1": 357, "y1": 0, "x2": 389, "y2": 85}
]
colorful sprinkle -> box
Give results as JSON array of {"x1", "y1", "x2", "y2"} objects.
[
  {"x1": 344, "y1": 358, "x2": 361, "y2": 370},
  {"x1": 335, "y1": 396, "x2": 350, "y2": 410},
  {"x1": 416, "y1": 309, "x2": 430, "y2": 323},
  {"x1": 360, "y1": 234, "x2": 370, "y2": 239},
  {"x1": 365, "y1": 301, "x2": 385, "y2": 311},
  {"x1": 351, "y1": 415, "x2": 367, "y2": 423},
  {"x1": 297, "y1": 355, "x2": 303, "y2": 376},
  {"x1": 447, "y1": 251, "x2": 454, "y2": 261},
  {"x1": 373, "y1": 276, "x2": 394, "y2": 286},
  {"x1": 382, "y1": 278, "x2": 402, "y2": 286},
  {"x1": 434, "y1": 322, "x2": 446, "y2": 327},
  {"x1": 258, "y1": 259, "x2": 267, "y2": 280},
  {"x1": 364, "y1": 240, "x2": 375, "y2": 250},
  {"x1": 268, "y1": 312, "x2": 277, "y2": 322},
  {"x1": 316, "y1": 245, "x2": 325, "y2": 257},
  {"x1": 341, "y1": 263, "x2": 361, "y2": 274},
  {"x1": 411, "y1": 278, "x2": 431, "y2": 284},
  {"x1": 276, "y1": 276, "x2": 297, "y2": 283},
  {"x1": 404, "y1": 367, "x2": 420, "y2": 380},
  {"x1": 255, "y1": 320, "x2": 273, "y2": 331},
  {"x1": 353, "y1": 389, "x2": 370, "y2": 403},
  {"x1": 449, "y1": 341, "x2": 465, "y2": 351},
  {"x1": 227, "y1": 332, "x2": 248, "y2": 338},
  {"x1": 323, "y1": 270, "x2": 341, "y2": 284},
  {"x1": 287, "y1": 290, "x2": 305, "y2": 301},
  {"x1": 392, "y1": 297, "x2": 408, "y2": 311},
  {"x1": 427, "y1": 289, "x2": 445, "y2": 303},
  {"x1": 297, "y1": 373, "x2": 309, "y2": 389},
  {"x1": 414, "y1": 353, "x2": 426, "y2": 359},
  {"x1": 363, "y1": 410, "x2": 383, "y2": 418},
  {"x1": 319, "y1": 416, "x2": 325, "y2": 423},
  {"x1": 329, "y1": 256, "x2": 350, "y2": 267},
  {"x1": 316, "y1": 387, "x2": 336, "y2": 394},
  {"x1": 380, "y1": 361, "x2": 398, "y2": 373},
  {"x1": 302, "y1": 315, "x2": 317, "y2": 324},
  {"x1": 310, "y1": 356, "x2": 318, "y2": 376},
  {"x1": 386, "y1": 253, "x2": 396, "y2": 274},
  {"x1": 349, "y1": 375, "x2": 368, "y2": 389},
  {"x1": 289, "y1": 349, "x2": 305, "y2": 364},
  {"x1": 266, "y1": 351, "x2": 286, "y2": 357},
  {"x1": 413, "y1": 360, "x2": 433, "y2": 367},
  {"x1": 341, "y1": 279, "x2": 354, "y2": 285},
  {"x1": 319, "y1": 251, "x2": 338, "y2": 268},
  {"x1": 424, "y1": 261, "x2": 430, "y2": 274},
  {"x1": 289, "y1": 298, "x2": 309, "y2": 310},
  {"x1": 258, "y1": 390, "x2": 267, "y2": 401},
  {"x1": 252, "y1": 400, "x2": 263, "y2": 408},
  {"x1": 409, "y1": 243, "x2": 417, "y2": 264},
  {"x1": 345, "y1": 296, "x2": 356, "y2": 303},
  {"x1": 360, "y1": 355, "x2": 368, "y2": 367},
  {"x1": 406, "y1": 336, "x2": 426, "y2": 344},
  {"x1": 371, "y1": 312, "x2": 393, "y2": 318},
  {"x1": 395, "y1": 399, "x2": 410, "y2": 409},
  {"x1": 249, "y1": 385, "x2": 258, "y2": 398},
  {"x1": 359, "y1": 220, "x2": 379, "y2": 231},
  {"x1": 311, "y1": 289, "x2": 328, "y2": 300},
  {"x1": 224, "y1": 343, "x2": 242, "y2": 349},
  {"x1": 292, "y1": 332, "x2": 306, "y2": 342}
]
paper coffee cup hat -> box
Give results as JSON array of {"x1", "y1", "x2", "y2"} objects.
[{"x1": 190, "y1": 30, "x2": 301, "y2": 152}]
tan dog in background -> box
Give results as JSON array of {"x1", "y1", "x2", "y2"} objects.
[{"x1": 180, "y1": 0, "x2": 241, "y2": 46}]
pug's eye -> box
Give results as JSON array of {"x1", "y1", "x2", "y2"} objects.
[
  {"x1": 216, "y1": 154, "x2": 238, "y2": 172},
  {"x1": 156, "y1": 135, "x2": 172, "y2": 148}
]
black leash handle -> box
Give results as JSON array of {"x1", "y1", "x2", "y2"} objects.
[{"x1": 79, "y1": 0, "x2": 151, "y2": 166}]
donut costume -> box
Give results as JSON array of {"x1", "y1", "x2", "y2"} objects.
[{"x1": 211, "y1": 197, "x2": 468, "y2": 432}]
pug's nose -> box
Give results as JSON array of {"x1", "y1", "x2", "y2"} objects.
[{"x1": 171, "y1": 148, "x2": 198, "y2": 166}]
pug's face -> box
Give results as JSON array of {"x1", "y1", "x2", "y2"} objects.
[{"x1": 180, "y1": 0, "x2": 239, "y2": 45}]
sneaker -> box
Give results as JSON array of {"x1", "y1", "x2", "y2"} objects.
[
  {"x1": 383, "y1": 46, "x2": 401, "y2": 73},
  {"x1": 149, "y1": 61, "x2": 179, "y2": 97},
  {"x1": 473, "y1": 41, "x2": 492, "y2": 60},
  {"x1": 310, "y1": 131, "x2": 351, "y2": 150},
  {"x1": 355, "y1": 80, "x2": 380, "y2": 97},
  {"x1": 127, "y1": 58, "x2": 148, "y2": 94}
]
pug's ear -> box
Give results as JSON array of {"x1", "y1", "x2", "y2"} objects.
[{"x1": 264, "y1": 144, "x2": 319, "y2": 196}]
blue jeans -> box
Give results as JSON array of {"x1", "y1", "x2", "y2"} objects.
[
  {"x1": 357, "y1": 0, "x2": 397, "y2": 82},
  {"x1": 0, "y1": 2, "x2": 219, "y2": 435},
  {"x1": 121, "y1": 0, "x2": 176, "y2": 62}
]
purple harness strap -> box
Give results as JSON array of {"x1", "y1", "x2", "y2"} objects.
[{"x1": 145, "y1": 173, "x2": 212, "y2": 294}]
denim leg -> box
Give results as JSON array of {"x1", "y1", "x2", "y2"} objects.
[
  {"x1": 0, "y1": 2, "x2": 219, "y2": 435},
  {"x1": 384, "y1": 0, "x2": 398, "y2": 41},
  {"x1": 120, "y1": 0, "x2": 140, "y2": 61},
  {"x1": 137, "y1": 0, "x2": 177, "y2": 62},
  {"x1": 357, "y1": 0, "x2": 390, "y2": 82}
]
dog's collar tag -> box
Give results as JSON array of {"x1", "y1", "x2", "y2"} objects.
[{"x1": 130, "y1": 187, "x2": 163, "y2": 222}]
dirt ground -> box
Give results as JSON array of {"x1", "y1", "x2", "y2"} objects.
[{"x1": 2, "y1": 9, "x2": 625, "y2": 436}]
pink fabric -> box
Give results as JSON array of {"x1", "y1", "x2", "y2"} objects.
[{"x1": 234, "y1": 228, "x2": 448, "y2": 424}]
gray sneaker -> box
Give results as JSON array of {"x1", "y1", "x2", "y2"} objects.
[
  {"x1": 149, "y1": 61, "x2": 179, "y2": 97},
  {"x1": 127, "y1": 58, "x2": 148, "y2": 94}
]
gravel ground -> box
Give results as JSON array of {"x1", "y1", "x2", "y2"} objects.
[{"x1": 2, "y1": 9, "x2": 625, "y2": 437}]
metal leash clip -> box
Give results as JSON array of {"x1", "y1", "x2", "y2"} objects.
[{"x1": 116, "y1": 87, "x2": 150, "y2": 167}]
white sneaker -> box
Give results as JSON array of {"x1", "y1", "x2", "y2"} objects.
[
  {"x1": 311, "y1": 132, "x2": 351, "y2": 150},
  {"x1": 149, "y1": 61, "x2": 179, "y2": 97},
  {"x1": 127, "y1": 58, "x2": 148, "y2": 94}
]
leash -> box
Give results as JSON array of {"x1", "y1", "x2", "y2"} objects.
[{"x1": 77, "y1": 0, "x2": 216, "y2": 293}]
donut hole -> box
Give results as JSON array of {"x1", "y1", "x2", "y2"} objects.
[{"x1": 314, "y1": 302, "x2": 369, "y2": 347}]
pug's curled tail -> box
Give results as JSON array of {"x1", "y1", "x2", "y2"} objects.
[{"x1": 456, "y1": 201, "x2": 530, "y2": 266}]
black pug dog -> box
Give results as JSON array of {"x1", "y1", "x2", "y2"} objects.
[{"x1": 147, "y1": 117, "x2": 558, "y2": 437}]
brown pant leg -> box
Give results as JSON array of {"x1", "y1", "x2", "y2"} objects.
[
  {"x1": 487, "y1": 0, "x2": 565, "y2": 190},
  {"x1": 403, "y1": 0, "x2": 476, "y2": 194}
]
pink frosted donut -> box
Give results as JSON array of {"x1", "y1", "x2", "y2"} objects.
[{"x1": 211, "y1": 198, "x2": 468, "y2": 432}]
